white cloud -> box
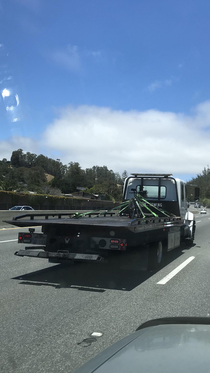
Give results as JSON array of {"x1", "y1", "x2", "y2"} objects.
[
  {"x1": 2, "y1": 102, "x2": 210, "y2": 178},
  {"x1": 41, "y1": 102, "x2": 210, "y2": 175},
  {"x1": 193, "y1": 101, "x2": 210, "y2": 127},
  {"x1": 51, "y1": 45, "x2": 81, "y2": 72},
  {"x1": 0, "y1": 137, "x2": 39, "y2": 161},
  {"x1": 147, "y1": 80, "x2": 161, "y2": 92},
  {"x1": 49, "y1": 46, "x2": 109, "y2": 73},
  {"x1": 148, "y1": 79, "x2": 173, "y2": 92}
]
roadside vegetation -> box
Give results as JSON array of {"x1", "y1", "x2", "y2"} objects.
[
  {"x1": 186, "y1": 166, "x2": 210, "y2": 207},
  {"x1": 0, "y1": 149, "x2": 128, "y2": 202},
  {"x1": 1, "y1": 150, "x2": 210, "y2": 206}
]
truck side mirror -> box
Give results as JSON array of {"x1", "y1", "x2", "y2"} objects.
[{"x1": 195, "y1": 187, "x2": 200, "y2": 200}]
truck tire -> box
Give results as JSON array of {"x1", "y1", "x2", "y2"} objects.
[
  {"x1": 148, "y1": 241, "x2": 163, "y2": 270},
  {"x1": 184, "y1": 220, "x2": 196, "y2": 246},
  {"x1": 191, "y1": 220, "x2": 196, "y2": 242}
]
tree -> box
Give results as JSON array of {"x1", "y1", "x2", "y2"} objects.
[
  {"x1": 0, "y1": 159, "x2": 10, "y2": 179},
  {"x1": 3, "y1": 150, "x2": 126, "y2": 198},
  {"x1": 186, "y1": 166, "x2": 210, "y2": 201},
  {"x1": 122, "y1": 170, "x2": 128, "y2": 180},
  {"x1": 35, "y1": 154, "x2": 48, "y2": 171},
  {"x1": 85, "y1": 168, "x2": 96, "y2": 188},
  {"x1": 11, "y1": 149, "x2": 25, "y2": 167},
  {"x1": 1, "y1": 169, "x2": 18, "y2": 191},
  {"x1": 88, "y1": 180, "x2": 122, "y2": 201},
  {"x1": 25, "y1": 152, "x2": 37, "y2": 167},
  {"x1": 26, "y1": 167, "x2": 47, "y2": 190},
  {"x1": 115, "y1": 172, "x2": 123, "y2": 185},
  {"x1": 62, "y1": 162, "x2": 85, "y2": 193}
]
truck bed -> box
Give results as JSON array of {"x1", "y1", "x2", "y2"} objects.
[{"x1": 6, "y1": 211, "x2": 184, "y2": 267}]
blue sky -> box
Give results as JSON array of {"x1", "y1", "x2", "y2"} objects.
[{"x1": 1, "y1": 0, "x2": 210, "y2": 181}]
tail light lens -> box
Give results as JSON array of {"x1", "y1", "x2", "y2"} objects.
[
  {"x1": 18, "y1": 233, "x2": 32, "y2": 243},
  {"x1": 110, "y1": 238, "x2": 127, "y2": 250}
]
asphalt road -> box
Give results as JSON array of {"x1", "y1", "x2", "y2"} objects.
[{"x1": 0, "y1": 208, "x2": 210, "y2": 373}]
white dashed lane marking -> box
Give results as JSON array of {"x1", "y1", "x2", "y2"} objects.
[
  {"x1": 0, "y1": 239, "x2": 17, "y2": 243},
  {"x1": 157, "y1": 256, "x2": 195, "y2": 285}
]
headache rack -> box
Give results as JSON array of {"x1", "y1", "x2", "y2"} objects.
[{"x1": 130, "y1": 173, "x2": 173, "y2": 178}]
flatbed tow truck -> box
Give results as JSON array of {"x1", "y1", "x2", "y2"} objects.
[{"x1": 5, "y1": 174, "x2": 196, "y2": 270}]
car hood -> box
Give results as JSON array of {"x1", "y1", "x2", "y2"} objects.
[{"x1": 75, "y1": 318, "x2": 210, "y2": 373}]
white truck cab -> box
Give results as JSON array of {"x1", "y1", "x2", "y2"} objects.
[{"x1": 123, "y1": 173, "x2": 195, "y2": 241}]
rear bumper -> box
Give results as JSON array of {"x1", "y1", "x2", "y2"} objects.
[{"x1": 15, "y1": 250, "x2": 104, "y2": 263}]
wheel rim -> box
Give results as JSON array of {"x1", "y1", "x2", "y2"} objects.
[{"x1": 157, "y1": 242, "x2": 163, "y2": 264}]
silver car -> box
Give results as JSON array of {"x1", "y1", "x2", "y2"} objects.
[
  {"x1": 75, "y1": 317, "x2": 210, "y2": 373},
  {"x1": 9, "y1": 205, "x2": 34, "y2": 211}
]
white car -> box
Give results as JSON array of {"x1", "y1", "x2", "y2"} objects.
[
  {"x1": 200, "y1": 209, "x2": 207, "y2": 214},
  {"x1": 9, "y1": 205, "x2": 34, "y2": 211}
]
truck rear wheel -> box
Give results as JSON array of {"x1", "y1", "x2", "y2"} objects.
[
  {"x1": 148, "y1": 241, "x2": 163, "y2": 270},
  {"x1": 190, "y1": 220, "x2": 196, "y2": 242},
  {"x1": 184, "y1": 220, "x2": 195, "y2": 246}
]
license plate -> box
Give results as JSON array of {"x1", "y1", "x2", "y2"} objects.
[
  {"x1": 23, "y1": 239, "x2": 31, "y2": 243},
  {"x1": 74, "y1": 253, "x2": 98, "y2": 260}
]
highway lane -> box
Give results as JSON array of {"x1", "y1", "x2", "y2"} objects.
[{"x1": 0, "y1": 212, "x2": 210, "y2": 373}]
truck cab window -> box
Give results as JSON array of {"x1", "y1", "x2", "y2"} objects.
[{"x1": 136, "y1": 185, "x2": 166, "y2": 199}]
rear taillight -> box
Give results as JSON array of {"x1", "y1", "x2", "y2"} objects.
[
  {"x1": 18, "y1": 233, "x2": 32, "y2": 243},
  {"x1": 110, "y1": 238, "x2": 127, "y2": 250},
  {"x1": 110, "y1": 239, "x2": 120, "y2": 244}
]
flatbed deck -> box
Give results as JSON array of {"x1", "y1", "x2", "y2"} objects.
[{"x1": 5, "y1": 212, "x2": 182, "y2": 229}]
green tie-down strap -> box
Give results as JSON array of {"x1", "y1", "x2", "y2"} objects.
[
  {"x1": 71, "y1": 200, "x2": 130, "y2": 219},
  {"x1": 70, "y1": 195, "x2": 173, "y2": 220},
  {"x1": 134, "y1": 198, "x2": 146, "y2": 218},
  {"x1": 135, "y1": 193, "x2": 172, "y2": 217},
  {"x1": 71, "y1": 210, "x2": 100, "y2": 219},
  {"x1": 71, "y1": 201, "x2": 129, "y2": 219},
  {"x1": 71, "y1": 212, "x2": 83, "y2": 219}
]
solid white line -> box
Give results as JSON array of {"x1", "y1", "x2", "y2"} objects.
[
  {"x1": 0, "y1": 239, "x2": 18, "y2": 243},
  {"x1": 196, "y1": 220, "x2": 201, "y2": 223},
  {"x1": 157, "y1": 256, "x2": 195, "y2": 285}
]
